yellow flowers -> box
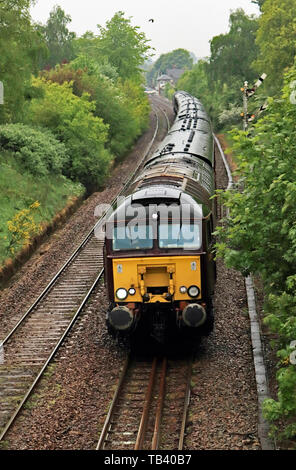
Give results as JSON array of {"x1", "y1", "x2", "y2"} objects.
[
  {"x1": 6, "y1": 201, "x2": 42, "y2": 255},
  {"x1": 30, "y1": 201, "x2": 41, "y2": 209}
]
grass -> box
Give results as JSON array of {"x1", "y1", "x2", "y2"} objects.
[{"x1": 0, "y1": 151, "x2": 85, "y2": 265}]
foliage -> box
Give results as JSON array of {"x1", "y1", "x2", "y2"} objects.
[
  {"x1": 26, "y1": 77, "x2": 113, "y2": 191},
  {"x1": 254, "y1": 0, "x2": 296, "y2": 94},
  {"x1": 0, "y1": 0, "x2": 46, "y2": 122},
  {"x1": 38, "y1": 5, "x2": 76, "y2": 69},
  {"x1": 71, "y1": 54, "x2": 119, "y2": 82},
  {"x1": 0, "y1": 123, "x2": 69, "y2": 175},
  {"x1": 164, "y1": 82, "x2": 176, "y2": 101},
  {"x1": 218, "y1": 104, "x2": 242, "y2": 127},
  {"x1": 97, "y1": 11, "x2": 152, "y2": 82},
  {"x1": 40, "y1": 64, "x2": 94, "y2": 97},
  {"x1": 116, "y1": 79, "x2": 150, "y2": 155},
  {"x1": 72, "y1": 33, "x2": 120, "y2": 81},
  {"x1": 176, "y1": 10, "x2": 259, "y2": 130},
  {"x1": 177, "y1": 60, "x2": 241, "y2": 129},
  {"x1": 263, "y1": 364, "x2": 296, "y2": 441},
  {"x1": 73, "y1": 31, "x2": 99, "y2": 58},
  {"x1": 209, "y1": 9, "x2": 259, "y2": 87},
  {"x1": 251, "y1": 0, "x2": 266, "y2": 10},
  {"x1": 147, "y1": 48, "x2": 193, "y2": 87},
  {"x1": 215, "y1": 62, "x2": 296, "y2": 439},
  {"x1": 0, "y1": 154, "x2": 84, "y2": 264},
  {"x1": 177, "y1": 60, "x2": 210, "y2": 101},
  {"x1": 5, "y1": 201, "x2": 42, "y2": 255},
  {"x1": 39, "y1": 63, "x2": 150, "y2": 160}
]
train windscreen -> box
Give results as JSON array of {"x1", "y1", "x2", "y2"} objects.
[
  {"x1": 112, "y1": 225, "x2": 153, "y2": 251},
  {"x1": 158, "y1": 223, "x2": 201, "y2": 250}
]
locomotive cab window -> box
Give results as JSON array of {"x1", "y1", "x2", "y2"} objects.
[
  {"x1": 112, "y1": 224, "x2": 153, "y2": 251},
  {"x1": 158, "y1": 222, "x2": 202, "y2": 250}
]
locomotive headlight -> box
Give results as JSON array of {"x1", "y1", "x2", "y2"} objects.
[
  {"x1": 116, "y1": 288, "x2": 128, "y2": 300},
  {"x1": 128, "y1": 288, "x2": 136, "y2": 296},
  {"x1": 179, "y1": 286, "x2": 187, "y2": 294},
  {"x1": 188, "y1": 285, "x2": 200, "y2": 298}
]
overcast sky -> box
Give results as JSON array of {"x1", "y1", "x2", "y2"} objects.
[{"x1": 30, "y1": 0, "x2": 260, "y2": 60}]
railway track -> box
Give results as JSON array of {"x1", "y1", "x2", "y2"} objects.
[
  {"x1": 96, "y1": 133, "x2": 232, "y2": 452},
  {"x1": 97, "y1": 356, "x2": 192, "y2": 450},
  {"x1": 0, "y1": 99, "x2": 171, "y2": 443}
]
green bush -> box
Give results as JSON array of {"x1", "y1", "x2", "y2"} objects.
[
  {"x1": 25, "y1": 77, "x2": 113, "y2": 191},
  {"x1": 0, "y1": 124, "x2": 69, "y2": 176},
  {"x1": 40, "y1": 62, "x2": 150, "y2": 160},
  {"x1": 114, "y1": 79, "x2": 150, "y2": 158},
  {"x1": 71, "y1": 54, "x2": 119, "y2": 82},
  {"x1": 0, "y1": 155, "x2": 84, "y2": 264}
]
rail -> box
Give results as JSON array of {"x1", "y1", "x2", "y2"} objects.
[
  {"x1": 96, "y1": 356, "x2": 192, "y2": 451},
  {"x1": 0, "y1": 100, "x2": 170, "y2": 444}
]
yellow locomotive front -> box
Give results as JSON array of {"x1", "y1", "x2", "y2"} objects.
[
  {"x1": 112, "y1": 255, "x2": 202, "y2": 304},
  {"x1": 103, "y1": 188, "x2": 215, "y2": 344}
]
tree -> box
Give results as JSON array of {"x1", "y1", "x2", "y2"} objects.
[
  {"x1": 147, "y1": 49, "x2": 193, "y2": 87},
  {"x1": 251, "y1": 0, "x2": 266, "y2": 10},
  {"x1": 97, "y1": 11, "x2": 152, "y2": 81},
  {"x1": 40, "y1": 61, "x2": 149, "y2": 160},
  {"x1": 0, "y1": 0, "x2": 46, "y2": 122},
  {"x1": 177, "y1": 60, "x2": 210, "y2": 104},
  {"x1": 254, "y1": 0, "x2": 296, "y2": 94},
  {"x1": 39, "y1": 5, "x2": 76, "y2": 69},
  {"x1": 73, "y1": 31, "x2": 100, "y2": 60},
  {"x1": 176, "y1": 9, "x2": 260, "y2": 129},
  {"x1": 26, "y1": 78, "x2": 113, "y2": 191},
  {"x1": 71, "y1": 54, "x2": 119, "y2": 81},
  {"x1": 209, "y1": 9, "x2": 258, "y2": 86}
]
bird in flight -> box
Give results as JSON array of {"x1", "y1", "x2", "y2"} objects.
[{"x1": 149, "y1": 18, "x2": 154, "y2": 23}]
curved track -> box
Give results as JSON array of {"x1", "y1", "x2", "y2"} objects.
[
  {"x1": 96, "y1": 131, "x2": 236, "y2": 452},
  {"x1": 0, "y1": 99, "x2": 171, "y2": 443}
]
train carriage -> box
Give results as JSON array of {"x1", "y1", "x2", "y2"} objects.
[{"x1": 103, "y1": 91, "x2": 216, "y2": 346}]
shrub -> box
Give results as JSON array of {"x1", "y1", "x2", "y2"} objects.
[
  {"x1": 39, "y1": 63, "x2": 150, "y2": 160},
  {"x1": 218, "y1": 104, "x2": 242, "y2": 127},
  {"x1": 0, "y1": 161, "x2": 84, "y2": 265},
  {"x1": 26, "y1": 77, "x2": 113, "y2": 190},
  {"x1": 6, "y1": 201, "x2": 42, "y2": 255},
  {"x1": 0, "y1": 124, "x2": 69, "y2": 175}
]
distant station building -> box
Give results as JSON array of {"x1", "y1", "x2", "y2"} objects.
[
  {"x1": 157, "y1": 74, "x2": 173, "y2": 94},
  {"x1": 166, "y1": 68, "x2": 185, "y2": 84},
  {"x1": 156, "y1": 69, "x2": 185, "y2": 95}
]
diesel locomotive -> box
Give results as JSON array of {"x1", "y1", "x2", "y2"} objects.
[{"x1": 103, "y1": 91, "x2": 216, "y2": 346}]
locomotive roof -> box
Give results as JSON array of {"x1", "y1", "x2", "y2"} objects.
[
  {"x1": 106, "y1": 187, "x2": 204, "y2": 224},
  {"x1": 131, "y1": 186, "x2": 181, "y2": 202}
]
